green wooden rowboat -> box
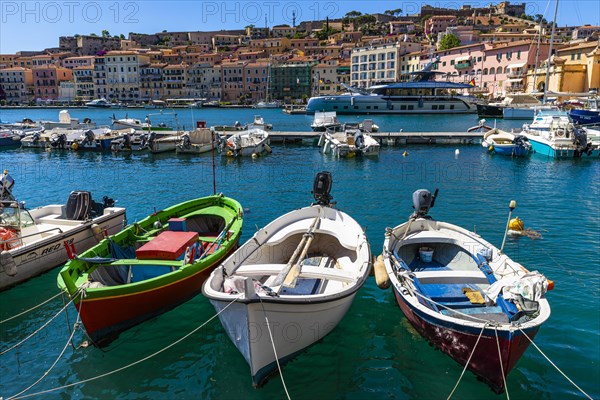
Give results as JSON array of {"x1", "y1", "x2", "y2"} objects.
[{"x1": 57, "y1": 194, "x2": 243, "y2": 346}]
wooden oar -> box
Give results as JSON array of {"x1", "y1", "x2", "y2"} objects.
[
  {"x1": 282, "y1": 229, "x2": 316, "y2": 288},
  {"x1": 271, "y1": 215, "x2": 320, "y2": 288}
]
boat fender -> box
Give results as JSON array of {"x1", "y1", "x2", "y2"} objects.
[
  {"x1": 264, "y1": 143, "x2": 272, "y2": 153},
  {"x1": 0, "y1": 228, "x2": 19, "y2": 251},
  {"x1": 1, "y1": 250, "x2": 17, "y2": 276},
  {"x1": 153, "y1": 221, "x2": 163, "y2": 230},
  {"x1": 91, "y1": 223, "x2": 104, "y2": 242},
  {"x1": 373, "y1": 254, "x2": 390, "y2": 290}
]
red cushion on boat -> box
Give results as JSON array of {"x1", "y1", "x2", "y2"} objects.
[{"x1": 136, "y1": 231, "x2": 199, "y2": 260}]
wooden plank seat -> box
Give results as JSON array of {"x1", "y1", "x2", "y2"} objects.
[{"x1": 234, "y1": 263, "x2": 355, "y2": 283}]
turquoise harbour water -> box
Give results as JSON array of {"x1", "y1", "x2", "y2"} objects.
[{"x1": 0, "y1": 108, "x2": 599, "y2": 400}]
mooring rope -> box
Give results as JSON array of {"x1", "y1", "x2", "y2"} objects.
[
  {"x1": 10, "y1": 294, "x2": 242, "y2": 400},
  {"x1": 1, "y1": 292, "x2": 63, "y2": 324},
  {"x1": 447, "y1": 323, "x2": 488, "y2": 400},
  {"x1": 259, "y1": 297, "x2": 292, "y2": 400},
  {"x1": 8, "y1": 305, "x2": 83, "y2": 399},
  {"x1": 0, "y1": 290, "x2": 82, "y2": 356},
  {"x1": 493, "y1": 327, "x2": 510, "y2": 400},
  {"x1": 518, "y1": 327, "x2": 593, "y2": 400}
]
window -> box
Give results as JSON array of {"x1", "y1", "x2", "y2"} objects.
[{"x1": 490, "y1": 67, "x2": 496, "y2": 75}]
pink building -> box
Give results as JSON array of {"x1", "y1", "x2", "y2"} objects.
[
  {"x1": 220, "y1": 60, "x2": 247, "y2": 102},
  {"x1": 33, "y1": 65, "x2": 73, "y2": 100},
  {"x1": 425, "y1": 16, "x2": 458, "y2": 37},
  {"x1": 244, "y1": 61, "x2": 269, "y2": 102},
  {"x1": 429, "y1": 40, "x2": 549, "y2": 95}
]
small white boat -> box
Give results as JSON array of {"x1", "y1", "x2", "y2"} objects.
[
  {"x1": 86, "y1": 98, "x2": 112, "y2": 108},
  {"x1": 245, "y1": 115, "x2": 273, "y2": 131},
  {"x1": 481, "y1": 129, "x2": 531, "y2": 157},
  {"x1": 203, "y1": 172, "x2": 371, "y2": 386},
  {"x1": 111, "y1": 114, "x2": 172, "y2": 131},
  {"x1": 311, "y1": 111, "x2": 342, "y2": 132},
  {"x1": 254, "y1": 100, "x2": 280, "y2": 109},
  {"x1": 221, "y1": 128, "x2": 270, "y2": 157},
  {"x1": 70, "y1": 127, "x2": 121, "y2": 151},
  {"x1": 282, "y1": 105, "x2": 306, "y2": 114},
  {"x1": 176, "y1": 128, "x2": 217, "y2": 154},
  {"x1": 39, "y1": 110, "x2": 95, "y2": 130},
  {"x1": 147, "y1": 131, "x2": 182, "y2": 153},
  {"x1": 20, "y1": 128, "x2": 81, "y2": 149},
  {"x1": 319, "y1": 128, "x2": 380, "y2": 157},
  {"x1": 0, "y1": 173, "x2": 126, "y2": 290}
]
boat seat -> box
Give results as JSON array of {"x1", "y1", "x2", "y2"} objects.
[
  {"x1": 413, "y1": 270, "x2": 489, "y2": 285},
  {"x1": 234, "y1": 263, "x2": 355, "y2": 283},
  {"x1": 265, "y1": 218, "x2": 357, "y2": 250}
]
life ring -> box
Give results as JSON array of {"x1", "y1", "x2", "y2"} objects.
[
  {"x1": 556, "y1": 129, "x2": 565, "y2": 138},
  {"x1": 0, "y1": 227, "x2": 19, "y2": 251}
]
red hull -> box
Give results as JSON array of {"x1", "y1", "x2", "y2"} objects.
[
  {"x1": 76, "y1": 247, "x2": 235, "y2": 346},
  {"x1": 394, "y1": 289, "x2": 538, "y2": 392}
]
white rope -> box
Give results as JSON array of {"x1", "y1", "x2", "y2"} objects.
[
  {"x1": 0, "y1": 291, "x2": 81, "y2": 356},
  {"x1": 259, "y1": 297, "x2": 291, "y2": 400},
  {"x1": 518, "y1": 327, "x2": 593, "y2": 400},
  {"x1": 8, "y1": 305, "x2": 82, "y2": 399},
  {"x1": 11, "y1": 294, "x2": 243, "y2": 400},
  {"x1": 1, "y1": 292, "x2": 63, "y2": 324},
  {"x1": 447, "y1": 323, "x2": 488, "y2": 399},
  {"x1": 493, "y1": 326, "x2": 510, "y2": 400}
]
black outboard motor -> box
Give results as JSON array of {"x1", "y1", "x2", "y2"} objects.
[
  {"x1": 147, "y1": 131, "x2": 156, "y2": 149},
  {"x1": 412, "y1": 188, "x2": 439, "y2": 218},
  {"x1": 82, "y1": 129, "x2": 95, "y2": 146},
  {"x1": 31, "y1": 132, "x2": 41, "y2": 143},
  {"x1": 354, "y1": 130, "x2": 364, "y2": 148},
  {"x1": 181, "y1": 133, "x2": 191, "y2": 148},
  {"x1": 51, "y1": 133, "x2": 66, "y2": 148},
  {"x1": 312, "y1": 171, "x2": 333, "y2": 206},
  {"x1": 123, "y1": 133, "x2": 131, "y2": 147},
  {"x1": 0, "y1": 171, "x2": 15, "y2": 201}
]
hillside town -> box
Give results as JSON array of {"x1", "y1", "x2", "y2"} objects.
[{"x1": 0, "y1": 2, "x2": 599, "y2": 106}]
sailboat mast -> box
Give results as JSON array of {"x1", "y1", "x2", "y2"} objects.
[
  {"x1": 531, "y1": 22, "x2": 543, "y2": 92},
  {"x1": 543, "y1": 0, "x2": 559, "y2": 104}
]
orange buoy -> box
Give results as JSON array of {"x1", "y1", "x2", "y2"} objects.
[
  {"x1": 547, "y1": 279, "x2": 555, "y2": 291},
  {"x1": 0, "y1": 228, "x2": 19, "y2": 251}
]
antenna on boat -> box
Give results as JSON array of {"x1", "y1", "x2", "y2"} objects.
[{"x1": 500, "y1": 200, "x2": 517, "y2": 253}]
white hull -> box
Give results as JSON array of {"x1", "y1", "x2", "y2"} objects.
[
  {"x1": 1, "y1": 206, "x2": 126, "y2": 290},
  {"x1": 203, "y1": 204, "x2": 371, "y2": 385},
  {"x1": 319, "y1": 131, "x2": 380, "y2": 157},
  {"x1": 307, "y1": 95, "x2": 477, "y2": 115},
  {"x1": 223, "y1": 129, "x2": 270, "y2": 157}
]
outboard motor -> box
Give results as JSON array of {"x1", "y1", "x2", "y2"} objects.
[
  {"x1": 354, "y1": 131, "x2": 364, "y2": 149},
  {"x1": 412, "y1": 188, "x2": 439, "y2": 218},
  {"x1": 123, "y1": 133, "x2": 131, "y2": 147},
  {"x1": 82, "y1": 129, "x2": 95, "y2": 146},
  {"x1": 51, "y1": 133, "x2": 66, "y2": 148},
  {"x1": 181, "y1": 133, "x2": 191, "y2": 148},
  {"x1": 312, "y1": 171, "x2": 333, "y2": 206},
  {"x1": 147, "y1": 131, "x2": 156, "y2": 149},
  {"x1": 0, "y1": 171, "x2": 15, "y2": 201},
  {"x1": 31, "y1": 132, "x2": 41, "y2": 143},
  {"x1": 573, "y1": 128, "x2": 593, "y2": 156}
]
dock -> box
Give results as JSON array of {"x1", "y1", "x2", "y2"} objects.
[{"x1": 214, "y1": 131, "x2": 485, "y2": 146}]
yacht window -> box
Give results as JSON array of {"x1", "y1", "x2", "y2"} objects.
[
  {"x1": 407, "y1": 105, "x2": 414, "y2": 110},
  {"x1": 439, "y1": 105, "x2": 445, "y2": 110},
  {"x1": 432, "y1": 105, "x2": 438, "y2": 110},
  {"x1": 401, "y1": 105, "x2": 407, "y2": 110},
  {"x1": 450, "y1": 105, "x2": 455, "y2": 109}
]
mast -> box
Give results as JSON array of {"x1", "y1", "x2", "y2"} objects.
[
  {"x1": 531, "y1": 23, "x2": 543, "y2": 93},
  {"x1": 543, "y1": 0, "x2": 559, "y2": 104}
]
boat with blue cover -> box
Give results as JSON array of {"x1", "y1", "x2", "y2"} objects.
[
  {"x1": 481, "y1": 129, "x2": 531, "y2": 157},
  {"x1": 569, "y1": 97, "x2": 600, "y2": 126},
  {"x1": 382, "y1": 190, "x2": 552, "y2": 393},
  {"x1": 306, "y1": 57, "x2": 477, "y2": 115}
]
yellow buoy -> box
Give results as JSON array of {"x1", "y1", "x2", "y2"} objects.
[
  {"x1": 488, "y1": 145, "x2": 494, "y2": 152},
  {"x1": 509, "y1": 217, "x2": 524, "y2": 231},
  {"x1": 403, "y1": 150, "x2": 408, "y2": 157},
  {"x1": 373, "y1": 254, "x2": 390, "y2": 289},
  {"x1": 226, "y1": 150, "x2": 234, "y2": 157},
  {"x1": 71, "y1": 142, "x2": 79, "y2": 150},
  {"x1": 251, "y1": 153, "x2": 258, "y2": 159}
]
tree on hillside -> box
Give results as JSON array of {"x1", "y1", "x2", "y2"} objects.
[
  {"x1": 101, "y1": 30, "x2": 110, "y2": 38},
  {"x1": 384, "y1": 8, "x2": 403, "y2": 17},
  {"x1": 439, "y1": 33, "x2": 461, "y2": 50},
  {"x1": 345, "y1": 11, "x2": 362, "y2": 18}
]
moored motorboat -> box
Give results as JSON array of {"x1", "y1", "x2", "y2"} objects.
[
  {"x1": 39, "y1": 110, "x2": 95, "y2": 130},
  {"x1": 111, "y1": 114, "x2": 172, "y2": 131},
  {"x1": 246, "y1": 115, "x2": 273, "y2": 131},
  {"x1": 318, "y1": 128, "x2": 380, "y2": 157},
  {"x1": 310, "y1": 111, "x2": 342, "y2": 132},
  {"x1": 57, "y1": 194, "x2": 243, "y2": 345},
  {"x1": 203, "y1": 172, "x2": 371, "y2": 386},
  {"x1": 175, "y1": 128, "x2": 217, "y2": 154},
  {"x1": 220, "y1": 128, "x2": 270, "y2": 157},
  {"x1": 86, "y1": 98, "x2": 112, "y2": 108},
  {"x1": 482, "y1": 129, "x2": 531, "y2": 157},
  {"x1": 1, "y1": 172, "x2": 126, "y2": 291},
  {"x1": 382, "y1": 189, "x2": 552, "y2": 393}
]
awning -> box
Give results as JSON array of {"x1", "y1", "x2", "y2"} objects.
[
  {"x1": 506, "y1": 78, "x2": 523, "y2": 83},
  {"x1": 507, "y1": 63, "x2": 526, "y2": 69},
  {"x1": 455, "y1": 56, "x2": 471, "y2": 62}
]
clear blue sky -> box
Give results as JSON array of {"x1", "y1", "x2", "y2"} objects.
[{"x1": 1, "y1": 0, "x2": 598, "y2": 54}]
